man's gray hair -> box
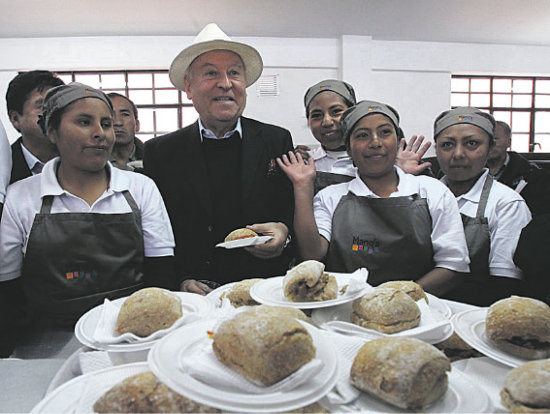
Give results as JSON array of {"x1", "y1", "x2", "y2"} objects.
[{"x1": 495, "y1": 120, "x2": 511, "y2": 138}]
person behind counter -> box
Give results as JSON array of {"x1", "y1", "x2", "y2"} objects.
[
  {"x1": 0, "y1": 83, "x2": 176, "y2": 345},
  {"x1": 294, "y1": 79, "x2": 357, "y2": 193},
  {"x1": 432, "y1": 107, "x2": 532, "y2": 306},
  {"x1": 277, "y1": 100, "x2": 470, "y2": 296}
]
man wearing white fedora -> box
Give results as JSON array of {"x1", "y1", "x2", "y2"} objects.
[{"x1": 144, "y1": 23, "x2": 295, "y2": 294}]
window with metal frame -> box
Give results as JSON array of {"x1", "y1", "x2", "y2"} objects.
[
  {"x1": 56, "y1": 70, "x2": 197, "y2": 141},
  {"x1": 451, "y1": 75, "x2": 550, "y2": 153}
]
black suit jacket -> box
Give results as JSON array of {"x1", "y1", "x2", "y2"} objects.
[
  {"x1": 144, "y1": 117, "x2": 295, "y2": 284},
  {"x1": 10, "y1": 137, "x2": 32, "y2": 184}
]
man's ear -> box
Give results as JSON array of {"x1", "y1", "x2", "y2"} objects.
[
  {"x1": 183, "y1": 76, "x2": 193, "y2": 100},
  {"x1": 8, "y1": 110, "x2": 21, "y2": 132},
  {"x1": 135, "y1": 118, "x2": 140, "y2": 133}
]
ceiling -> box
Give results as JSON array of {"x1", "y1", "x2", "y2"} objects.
[{"x1": 2, "y1": 0, "x2": 550, "y2": 46}]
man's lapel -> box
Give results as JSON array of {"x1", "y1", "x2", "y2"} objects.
[
  {"x1": 241, "y1": 118, "x2": 266, "y2": 203},
  {"x1": 182, "y1": 122, "x2": 213, "y2": 217}
]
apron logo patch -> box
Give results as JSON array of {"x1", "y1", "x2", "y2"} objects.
[
  {"x1": 65, "y1": 269, "x2": 98, "y2": 280},
  {"x1": 352, "y1": 236, "x2": 380, "y2": 254}
]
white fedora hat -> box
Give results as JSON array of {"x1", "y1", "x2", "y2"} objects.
[{"x1": 169, "y1": 23, "x2": 263, "y2": 90}]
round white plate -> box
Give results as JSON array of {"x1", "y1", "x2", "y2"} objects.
[
  {"x1": 311, "y1": 300, "x2": 453, "y2": 344},
  {"x1": 346, "y1": 369, "x2": 492, "y2": 413},
  {"x1": 452, "y1": 357, "x2": 511, "y2": 412},
  {"x1": 215, "y1": 235, "x2": 273, "y2": 249},
  {"x1": 31, "y1": 362, "x2": 149, "y2": 413},
  {"x1": 148, "y1": 319, "x2": 338, "y2": 412},
  {"x1": 452, "y1": 308, "x2": 531, "y2": 368},
  {"x1": 250, "y1": 273, "x2": 370, "y2": 309},
  {"x1": 205, "y1": 282, "x2": 237, "y2": 307},
  {"x1": 74, "y1": 292, "x2": 213, "y2": 352}
]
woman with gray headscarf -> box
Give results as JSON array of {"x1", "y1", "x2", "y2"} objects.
[
  {"x1": 278, "y1": 100, "x2": 469, "y2": 295},
  {"x1": 432, "y1": 107, "x2": 531, "y2": 305},
  {"x1": 296, "y1": 79, "x2": 357, "y2": 192},
  {"x1": 0, "y1": 83, "x2": 176, "y2": 353}
]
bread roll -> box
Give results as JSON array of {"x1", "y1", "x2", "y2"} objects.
[
  {"x1": 226, "y1": 278, "x2": 263, "y2": 307},
  {"x1": 486, "y1": 296, "x2": 550, "y2": 360},
  {"x1": 350, "y1": 337, "x2": 451, "y2": 410},
  {"x1": 351, "y1": 287, "x2": 421, "y2": 333},
  {"x1": 93, "y1": 371, "x2": 220, "y2": 413},
  {"x1": 500, "y1": 359, "x2": 550, "y2": 413},
  {"x1": 435, "y1": 332, "x2": 484, "y2": 361},
  {"x1": 283, "y1": 260, "x2": 337, "y2": 302},
  {"x1": 212, "y1": 307, "x2": 316, "y2": 385},
  {"x1": 249, "y1": 304, "x2": 310, "y2": 322},
  {"x1": 115, "y1": 288, "x2": 182, "y2": 337},
  {"x1": 378, "y1": 280, "x2": 428, "y2": 302},
  {"x1": 224, "y1": 228, "x2": 258, "y2": 242}
]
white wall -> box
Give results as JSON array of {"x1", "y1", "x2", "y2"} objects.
[{"x1": 3, "y1": 34, "x2": 550, "y2": 152}]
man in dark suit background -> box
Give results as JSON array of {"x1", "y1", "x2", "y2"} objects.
[
  {"x1": 6, "y1": 70, "x2": 64, "y2": 184},
  {"x1": 144, "y1": 23, "x2": 295, "y2": 294}
]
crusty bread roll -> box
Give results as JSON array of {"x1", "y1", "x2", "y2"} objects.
[
  {"x1": 486, "y1": 296, "x2": 550, "y2": 360},
  {"x1": 93, "y1": 371, "x2": 220, "y2": 413},
  {"x1": 351, "y1": 287, "x2": 421, "y2": 334},
  {"x1": 500, "y1": 359, "x2": 550, "y2": 413},
  {"x1": 378, "y1": 280, "x2": 428, "y2": 302},
  {"x1": 435, "y1": 332, "x2": 484, "y2": 361},
  {"x1": 115, "y1": 288, "x2": 182, "y2": 337},
  {"x1": 226, "y1": 278, "x2": 263, "y2": 307},
  {"x1": 350, "y1": 337, "x2": 451, "y2": 410},
  {"x1": 250, "y1": 304, "x2": 310, "y2": 322},
  {"x1": 212, "y1": 307, "x2": 316, "y2": 385},
  {"x1": 283, "y1": 260, "x2": 338, "y2": 302},
  {"x1": 224, "y1": 228, "x2": 258, "y2": 242}
]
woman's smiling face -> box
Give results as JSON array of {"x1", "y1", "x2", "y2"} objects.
[
  {"x1": 349, "y1": 113, "x2": 399, "y2": 180},
  {"x1": 307, "y1": 91, "x2": 349, "y2": 149}
]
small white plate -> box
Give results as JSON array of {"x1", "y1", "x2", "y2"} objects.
[
  {"x1": 32, "y1": 362, "x2": 149, "y2": 413},
  {"x1": 338, "y1": 369, "x2": 493, "y2": 413},
  {"x1": 311, "y1": 300, "x2": 453, "y2": 344},
  {"x1": 148, "y1": 319, "x2": 338, "y2": 412},
  {"x1": 215, "y1": 235, "x2": 273, "y2": 249},
  {"x1": 74, "y1": 292, "x2": 212, "y2": 352},
  {"x1": 452, "y1": 308, "x2": 531, "y2": 368},
  {"x1": 250, "y1": 272, "x2": 370, "y2": 309}
]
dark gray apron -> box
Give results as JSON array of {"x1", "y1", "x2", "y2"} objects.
[
  {"x1": 326, "y1": 192, "x2": 434, "y2": 285},
  {"x1": 314, "y1": 171, "x2": 354, "y2": 194},
  {"x1": 443, "y1": 176, "x2": 493, "y2": 306},
  {"x1": 21, "y1": 190, "x2": 145, "y2": 326}
]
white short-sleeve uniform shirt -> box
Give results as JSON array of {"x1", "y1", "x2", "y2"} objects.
[
  {"x1": 441, "y1": 169, "x2": 532, "y2": 279},
  {"x1": 314, "y1": 166, "x2": 470, "y2": 273},
  {"x1": 309, "y1": 146, "x2": 356, "y2": 176},
  {"x1": 0, "y1": 158, "x2": 175, "y2": 281}
]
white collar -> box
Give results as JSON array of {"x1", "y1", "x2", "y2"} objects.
[
  {"x1": 20, "y1": 141, "x2": 44, "y2": 173},
  {"x1": 441, "y1": 168, "x2": 489, "y2": 203},
  {"x1": 198, "y1": 117, "x2": 242, "y2": 141}
]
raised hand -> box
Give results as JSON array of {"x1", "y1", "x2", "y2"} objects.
[
  {"x1": 277, "y1": 151, "x2": 316, "y2": 188},
  {"x1": 396, "y1": 135, "x2": 432, "y2": 175}
]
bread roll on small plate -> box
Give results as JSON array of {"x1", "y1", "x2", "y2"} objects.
[
  {"x1": 351, "y1": 337, "x2": 451, "y2": 410},
  {"x1": 283, "y1": 260, "x2": 338, "y2": 302},
  {"x1": 216, "y1": 228, "x2": 273, "y2": 249},
  {"x1": 500, "y1": 359, "x2": 550, "y2": 413}
]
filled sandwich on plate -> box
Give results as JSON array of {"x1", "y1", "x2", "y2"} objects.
[
  {"x1": 485, "y1": 296, "x2": 550, "y2": 360},
  {"x1": 283, "y1": 260, "x2": 337, "y2": 302},
  {"x1": 500, "y1": 359, "x2": 550, "y2": 413}
]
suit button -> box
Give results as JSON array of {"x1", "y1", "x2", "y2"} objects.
[{"x1": 207, "y1": 225, "x2": 213, "y2": 232}]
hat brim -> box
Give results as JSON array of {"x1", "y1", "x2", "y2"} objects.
[{"x1": 169, "y1": 39, "x2": 263, "y2": 90}]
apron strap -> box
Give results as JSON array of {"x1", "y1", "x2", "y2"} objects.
[
  {"x1": 476, "y1": 175, "x2": 493, "y2": 219},
  {"x1": 39, "y1": 195, "x2": 54, "y2": 214},
  {"x1": 121, "y1": 190, "x2": 140, "y2": 215}
]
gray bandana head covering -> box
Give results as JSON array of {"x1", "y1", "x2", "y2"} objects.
[
  {"x1": 304, "y1": 79, "x2": 356, "y2": 116},
  {"x1": 38, "y1": 82, "x2": 113, "y2": 133},
  {"x1": 340, "y1": 100, "x2": 400, "y2": 148},
  {"x1": 433, "y1": 107, "x2": 495, "y2": 141}
]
